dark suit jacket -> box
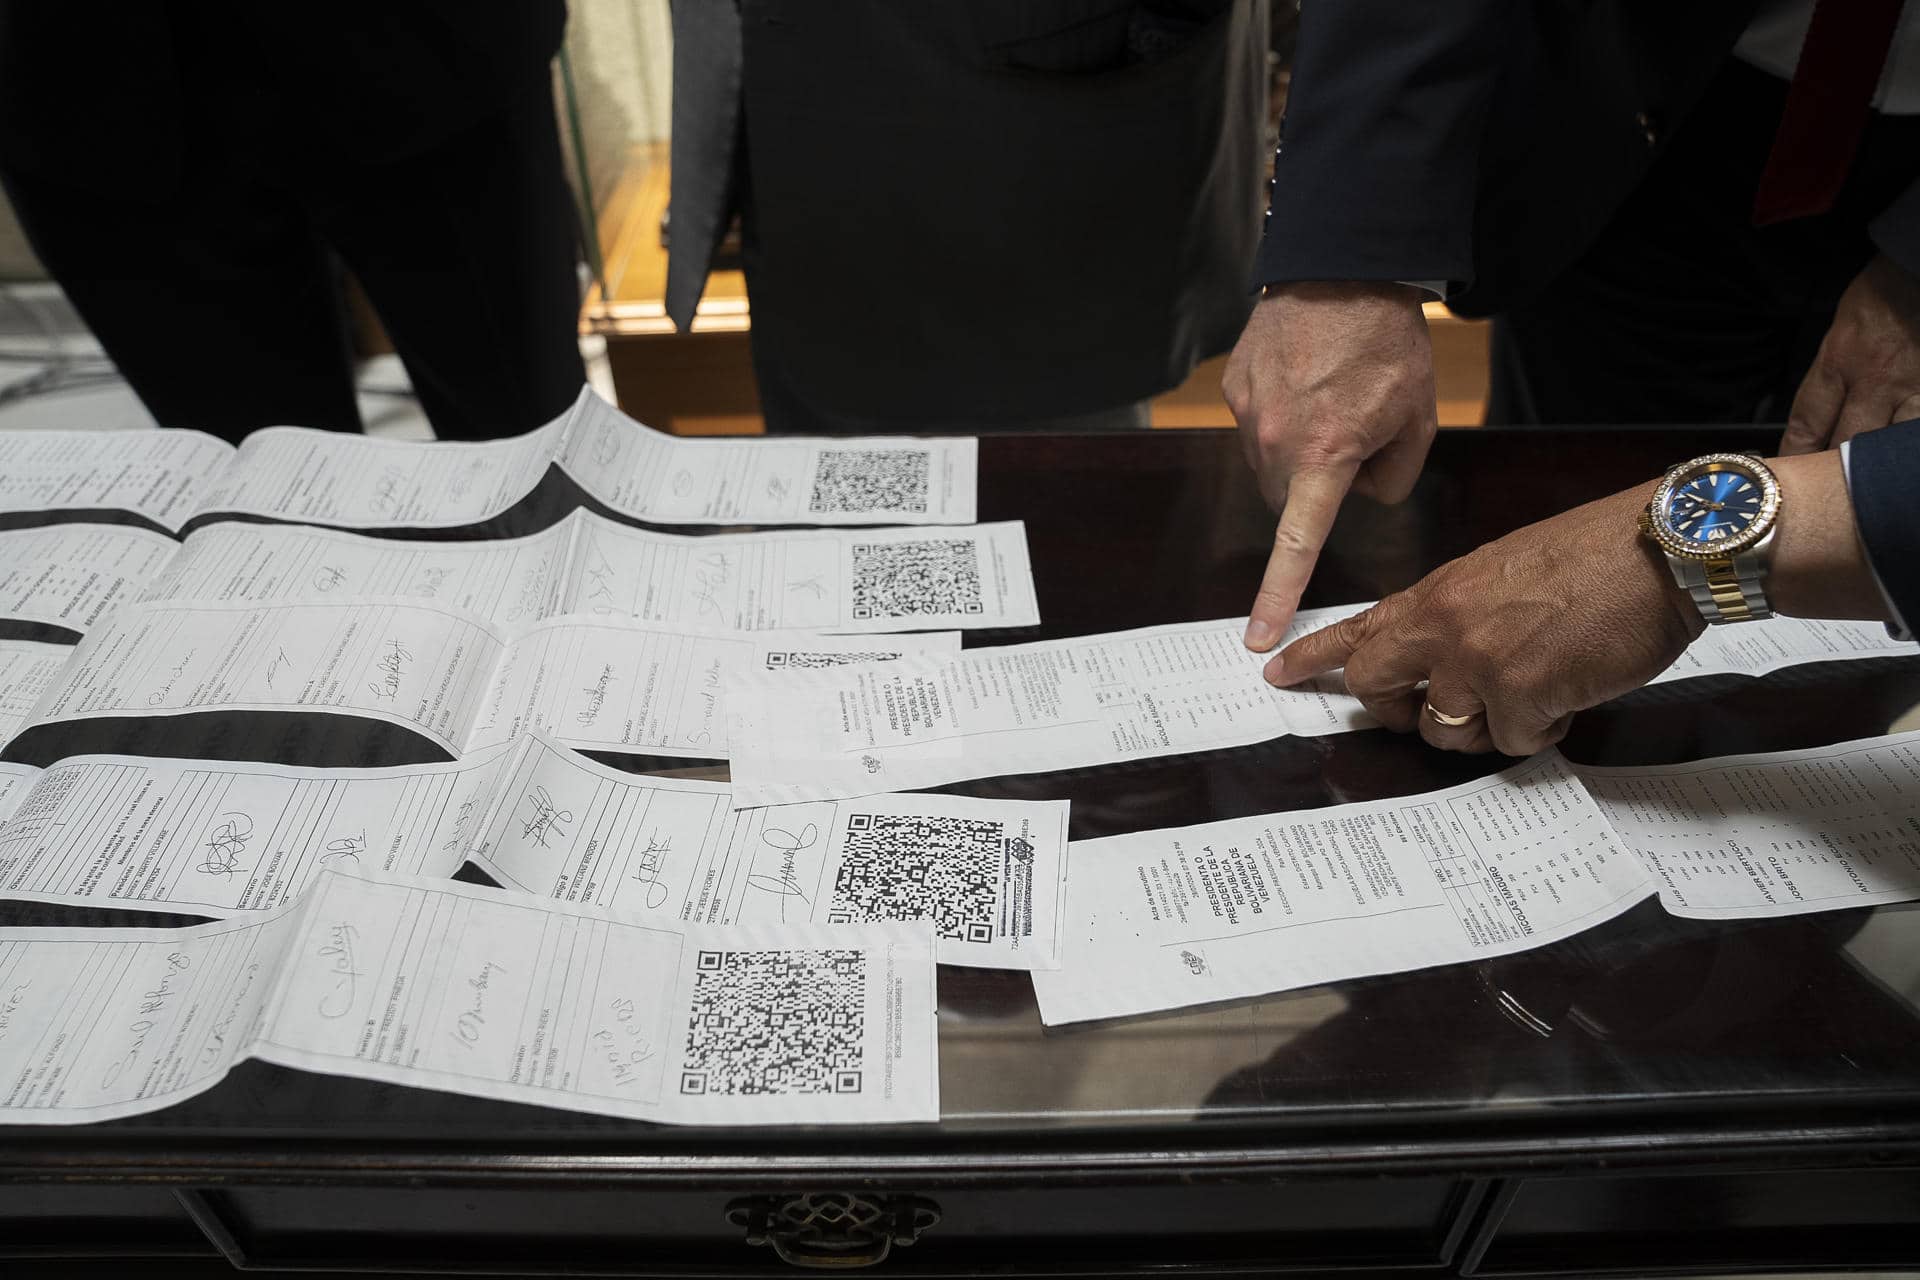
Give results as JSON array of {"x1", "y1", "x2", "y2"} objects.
[
  {"x1": 0, "y1": 2, "x2": 566, "y2": 194},
  {"x1": 668, "y1": 0, "x2": 1268, "y2": 425},
  {"x1": 1848, "y1": 420, "x2": 1920, "y2": 627},
  {"x1": 1253, "y1": 0, "x2": 1920, "y2": 315}
]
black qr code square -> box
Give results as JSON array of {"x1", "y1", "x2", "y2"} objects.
[
  {"x1": 680, "y1": 950, "x2": 865, "y2": 1096},
  {"x1": 849, "y1": 540, "x2": 983, "y2": 619},
  {"x1": 832, "y1": 814, "x2": 1005, "y2": 943},
  {"x1": 809, "y1": 450, "x2": 930, "y2": 514},
  {"x1": 763, "y1": 649, "x2": 906, "y2": 670}
]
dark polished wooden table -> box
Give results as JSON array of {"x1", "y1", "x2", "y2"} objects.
[{"x1": 5, "y1": 426, "x2": 1920, "y2": 1277}]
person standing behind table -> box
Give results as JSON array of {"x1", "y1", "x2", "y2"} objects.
[
  {"x1": 1220, "y1": 0, "x2": 1920, "y2": 655},
  {"x1": 0, "y1": 2, "x2": 587, "y2": 443},
  {"x1": 666, "y1": 0, "x2": 1269, "y2": 433}
]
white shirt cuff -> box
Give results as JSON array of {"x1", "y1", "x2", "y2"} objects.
[{"x1": 1840, "y1": 439, "x2": 1914, "y2": 641}]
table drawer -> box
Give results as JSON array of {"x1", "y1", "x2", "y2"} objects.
[
  {"x1": 1469, "y1": 1168, "x2": 1920, "y2": 1275},
  {"x1": 192, "y1": 1174, "x2": 1478, "y2": 1275}
]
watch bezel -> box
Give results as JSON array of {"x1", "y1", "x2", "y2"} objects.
[{"x1": 1646, "y1": 452, "x2": 1780, "y2": 561}]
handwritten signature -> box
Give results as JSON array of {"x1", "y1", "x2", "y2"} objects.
[
  {"x1": 312, "y1": 565, "x2": 348, "y2": 593},
  {"x1": 197, "y1": 812, "x2": 253, "y2": 878},
  {"x1": 689, "y1": 551, "x2": 732, "y2": 619},
  {"x1": 367, "y1": 639, "x2": 413, "y2": 701},
  {"x1": 787, "y1": 574, "x2": 828, "y2": 601},
  {"x1": 146, "y1": 649, "x2": 196, "y2": 707},
  {"x1": 368, "y1": 466, "x2": 409, "y2": 518},
  {"x1": 593, "y1": 995, "x2": 656, "y2": 1087},
  {"x1": 411, "y1": 566, "x2": 452, "y2": 599},
  {"x1": 583, "y1": 554, "x2": 617, "y2": 606},
  {"x1": 684, "y1": 658, "x2": 725, "y2": 749},
  {"x1": 448, "y1": 960, "x2": 509, "y2": 1050},
  {"x1": 518, "y1": 786, "x2": 574, "y2": 849},
  {"x1": 320, "y1": 830, "x2": 367, "y2": 872},
  {"x1": 631, "y1": 833, "x2": 673, "y2": 910},
  {"x1": 101, "y1": 952, "x2": 189, "y2": 1089},
  {"x1": 316, "y1": 923, "x2": 362, "y2": 1019},
  {"x1": 265, "y1": 646, "x2": 292, "y2": 690},
  {"x1": 0, "y1": 981, "x2": 29, "y2": 1044},
  {"x1": 745, "y1": 822, "x2": 818, "y2": 923},
  {"x1": 576, "y1": 663, "x2": 616, "y2": 727}
]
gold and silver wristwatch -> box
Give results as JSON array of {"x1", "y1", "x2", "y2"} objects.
[{"x1": 1638, "y1": 453, "x2": 1782, "y2": 625}]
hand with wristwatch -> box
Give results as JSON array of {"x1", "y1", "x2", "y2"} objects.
[
  {"x1": 1638, "y1": 452, "x2": 1781, "y2": 626},
  {"x1": 1267, "y1": 446, "x2": 1892, "y2": 755}
]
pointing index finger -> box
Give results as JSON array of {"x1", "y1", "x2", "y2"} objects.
[
  {"x1": 1243, "y1": 463, "x2": 1359, "y2": 653},
  {"x1": 1269, "y1": 605, "x2": 1376, "y2": 687}
]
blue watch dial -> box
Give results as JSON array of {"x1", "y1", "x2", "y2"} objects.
[{"x1": 1664, "y1": 468, "x2": 1763, "y2": 544}]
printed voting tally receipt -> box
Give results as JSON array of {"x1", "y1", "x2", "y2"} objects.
[
  {"x1": 0, "y1": 429, "x2": 233, "y2": 531},
  {"x1": 0, "y1": 731, "x2": 1066, "y2": 972},
  {"x1": 557, "y1": 514, "x2": 1037, "y2": 633},
  {"x1": 555, "y1": 387, "x2": 977, "y2": 526},
  {"x1": 137, "y1": 510, "x2": 1036, "y2": 635},
  {"x1": 466, "y1": 621, "x2": 957, "y2": 757},
  {"x1": 1579, "y1": 729, "x2": 1920, "y2": 920},
  {"x1": 727, "y1": 607, "x2": 1920, "y2": 808},
  {"x1": 1, "y1": 386, "x2": 979, "y2": 533},
  {"x1": 0, "y1": 869, "x2": 939, "y2": 1127},
  {"x1": 142, "y1": 519, "x2": 574, "y2": 626},
  {"x1": 0, "y1": 745, "x2": 515, "y2": 916},
  {"x1": 727, "y1": 608, "x2": 1375, "y2": 807},
  {"x1": 467, "y1": 735, "x2": 1070, "y2": 970},
  {"x1": 1036, "y1": 729, "x2": 1920, "y2": 1025},
  {"x1": 0, "y1": 524, "x2": 180, "y2": 635},
  {"x1": 1033, "y1": 752, "x2": 1655, "y2": 1025},
  {"x1": 190, "y1": 417, "x2": 568, "y2": 531},
  {"x1": 0, "y1": 640, "x2": 71, "y2": 752},
  {"x1": 13, "y1": 596, "x2": 955, "y2": 762}
]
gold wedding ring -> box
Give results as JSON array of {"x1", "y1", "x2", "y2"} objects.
[{"x1": 1423, "y1": 701, "x2": 1480, "y2": 728}]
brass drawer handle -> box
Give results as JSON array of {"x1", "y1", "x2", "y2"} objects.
[{"x1": 727, "y1": 1193, "x2": 940, "y2": 1270}]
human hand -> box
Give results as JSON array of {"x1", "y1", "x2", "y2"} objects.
[
  {"x1": 1781, "y1": 254, "x2": 1920, "y2": 455},
  {"x1": 1270, "y1": 482, "x2": 1703, "y2": 755},
  {"x1": 1223, "y1": 281, "x2": 1437, "y2": 654}
]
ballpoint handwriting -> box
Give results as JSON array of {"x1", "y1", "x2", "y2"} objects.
[
  {"x1": 320, "y1": 830, "x2": 367, "y2": 872},
  {"x1": 147, "y1": 650, "x2": 196, "y2": 707},
  {"x1": 593, "y1": 994, "x2": 656, "y2": 1088},
  {"x1": 197, "y1": 813, "x2": 253, "y2": 878},
  {"x1": 367, "y1": 639, "x2": 413, "y2": 701},
  {"x1": 577, "y1": 664, "x2": 616, "y2": 727},
  {"x1": 519, "y1": 787, "x2": 574, "y2": 849},
  {"x1": 100, "y1": 951, "x2": 189, "y2": 1089},
  {"x1": 689, "y1": 552, "x2": 732, "y2": 620},
  {"x1": 448, "y1": 960, "x2": 509, "y2": 1050},
  {"x1": 316, "y1": 923, "x2": 362, "y2": 1019},
  {"x1": 747, "y1": 822, "x2": 818, "y2": 923},
  {"x1": 631, "y1": 832, "x2": 672, "y2": 911},
  {"x1": 368, "y1": 466, "x2": 409, "y2": 519}
]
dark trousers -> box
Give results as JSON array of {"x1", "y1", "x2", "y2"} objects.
[
  {"x1": 1, "y1": 86, "x2": 586, "y2": 443},
  {"x1": 1487, "y1": 60, "x2": 1920, "y2": 427}
]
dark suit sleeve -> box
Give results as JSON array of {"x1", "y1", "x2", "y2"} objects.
[
  {"x1": 1251, "y1": 0, "x2": 1513, "y2": 291},
  {"x1": 1870, "y1": 179, "x2": 1920, "y2": 282},
  {"x1": 1845, "y1": 418, "x2": 1920, "y2": 627}
]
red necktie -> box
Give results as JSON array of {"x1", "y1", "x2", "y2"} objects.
[{"x1": 1751, "y1": 0, "x2": 1909, "y2": 226}]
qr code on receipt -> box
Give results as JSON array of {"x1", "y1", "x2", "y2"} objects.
[
  {"x1": 830, "y1": 814, "x2": 1013, "y2": 945},
  {"x1": 850, "y1": 540, "x2": 983, "y2": 619},
  {"x1": 808, "y1": 449, "x2": 930, "y2": 514},
  {"x1": 680, "y1": 950, "x2": 866, "y2": 1095}
]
